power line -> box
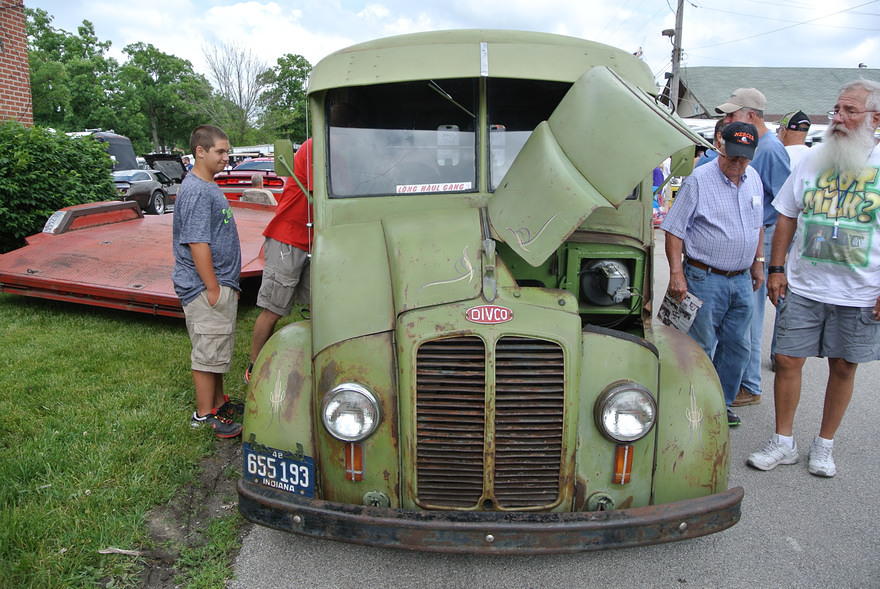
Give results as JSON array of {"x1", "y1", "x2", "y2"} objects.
[
  {"x1": 733, "y1": 0, "x2": 825, "y2": 8},
  {"x1": 692, "y1": 0, "x2": 880, "y2": 49},
  {"x1": 597, "y1": 0, "x2": 639, "y2": 38},
  {"x1": 653, "y1": 58, "x2": 673, "y2": 78},
  {"x1": 691, "y1": 3, "x2": 880, "y2": 30},
  {"x1": 638, "y1": 3, "x2": 678, "y2": 47},
  {"x1": 606, "y1": 0, "x2": 638, "y2": 38},
  {"x1": 730, "y1": 0, "x2": 878, "y2": 11}
]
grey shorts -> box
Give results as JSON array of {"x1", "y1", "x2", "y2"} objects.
[
  {"x1": 775, "y1": 291, "x2": 880, "y2": 363},
  {"x1": 183, "y1": 285, "x2": 238, "y2": 373},
  {"x1": 257, "y1": 237, "x2": 310, "y2": 316}
]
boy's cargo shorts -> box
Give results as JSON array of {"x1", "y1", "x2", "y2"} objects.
[{"x1": 183, "y1": 285, "x2": 238, "y2": 372}]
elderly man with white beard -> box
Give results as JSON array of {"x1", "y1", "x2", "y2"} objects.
[{"x1": 747, "y1": 79, "x2": 880, "y2": 478}]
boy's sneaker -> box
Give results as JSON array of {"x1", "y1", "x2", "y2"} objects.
[
  {"x1": 726, "y1": 408, "x2": 742, "y2": 427},
  {"x1": 191, "y1": 410, "x2": 242, "y2": 439},
  {"x1": 747, "y1": 437, "x2": 799, "y2": 471},
  {"x1": 244, "y1": 363, "x2": 253, "y2": 384},
  {"x1": 216, "y1": 395, "x2": 244, "y2": 420},
  {"x1": 808, "y1": 437, "x2": 836, "y2": 477}
]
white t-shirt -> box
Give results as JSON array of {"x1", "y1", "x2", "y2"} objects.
[
  {"x1": 784, "y1": 144, "x2": 811, "y2": 171},
  {"x1": 772, "y1": 143, "x2": 880, "y2": 306}
]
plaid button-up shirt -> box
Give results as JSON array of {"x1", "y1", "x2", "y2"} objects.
[{"x1": 661, "y1": 158, "x2": 764, "y2": 272}]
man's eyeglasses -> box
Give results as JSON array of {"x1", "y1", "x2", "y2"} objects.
[{"x1": 827, "y1": 109, "x2": 879, "y2": 120}]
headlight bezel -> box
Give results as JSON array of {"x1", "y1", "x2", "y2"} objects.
[
  {"x1": 594, "y1": 381, "x2": 657, "y2": 443},
  {"x1": 321, "y1": 383, "x2": 382, "y2": 442}
]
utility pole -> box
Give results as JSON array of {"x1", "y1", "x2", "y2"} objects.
[{"x1": 668, "y1": 0, "x2": 684, "y2": 112}]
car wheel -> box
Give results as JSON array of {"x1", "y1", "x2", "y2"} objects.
[{"x1": 148, "y1": 191, "x2": 166, "y2": 215}]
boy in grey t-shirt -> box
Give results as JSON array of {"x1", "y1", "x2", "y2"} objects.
[{"x1": 172, "y1": 125, "x2": 243, "y2": 438}]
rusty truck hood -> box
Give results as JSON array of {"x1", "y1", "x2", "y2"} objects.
[{"x1": 488, "y1": 66, "x2": 707, "y2": 267}]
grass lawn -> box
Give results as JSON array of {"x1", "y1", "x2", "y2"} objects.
[{"x1": 0, "y1": 289, "x2": 275, "y2": 588}]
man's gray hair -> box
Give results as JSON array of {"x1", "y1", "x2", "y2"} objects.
[{"x1": 839, "y1": 79, "x2": 880, "y2": 112}]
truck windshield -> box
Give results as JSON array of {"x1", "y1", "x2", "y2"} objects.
[
  {"x1": 487, "y1": 78, "x2": 572, "y2": 191},
  {"x1": 327, "y1": 79, "x2": 477, "y2": 197}
]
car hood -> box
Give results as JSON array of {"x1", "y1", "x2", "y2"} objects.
[{"x1": 144, "y1": 154, "x2": 186, "y2": 182}]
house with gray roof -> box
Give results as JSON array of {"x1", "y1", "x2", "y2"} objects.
[{"x1": 663, "y1": 66, "x2": 880, "y2": 124}]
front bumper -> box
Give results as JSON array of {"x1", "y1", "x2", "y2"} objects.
[{"x1": 238, "y1": 480, "x2": 743, "y2": 554}]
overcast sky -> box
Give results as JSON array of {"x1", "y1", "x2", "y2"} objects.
[{"x1": 28, "y1": 0, "x2": 880, "y2": 87}]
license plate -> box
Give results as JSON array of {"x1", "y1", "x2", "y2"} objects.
[{"x1": 242, "y1": 442, "x2": 315, "y2": 497}]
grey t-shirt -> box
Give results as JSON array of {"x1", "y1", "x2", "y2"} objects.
[{"x1": 172, "y1": 174, "x2": 241, "y2": 305}]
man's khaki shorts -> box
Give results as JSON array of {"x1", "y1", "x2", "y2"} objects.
[
  {"x1": 775, "y1": 291, "x2": 880, "y2": 363},
  {"x1": 257, "y1": 237, "x2": 310, "y2": 316},
  {"x1": 183, "y1": 285, "x2": 238, "y2": 373}
]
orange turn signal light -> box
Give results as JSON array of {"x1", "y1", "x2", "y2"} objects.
[
  {"x1": 613, "y1": 444, "x2": 634, "y2": 485},
  {"x1": 345, "y1": 442, "x2": 364, "y2": 482}
]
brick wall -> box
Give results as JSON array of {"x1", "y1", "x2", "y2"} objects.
[{"x1": 0, "y1": 0, "x2": 32, "y2": 126}]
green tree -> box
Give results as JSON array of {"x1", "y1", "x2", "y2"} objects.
[
  {"x1": 118, "y1": 43, "x2": 213, "y2": 152},
  {"x1": 258, "y1": 53, "x2": 312, "y2": 143},
  {"x1": 26, "y1": 8, "x2": 120, "y2": 133},
  {"x1": 29, "y1": 60, "x2": 70, "y2": 128}
]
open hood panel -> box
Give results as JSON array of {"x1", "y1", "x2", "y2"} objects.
[
  {"x1": 488, "y1": 121, "x2": 609, "y2": 267},
  {"x1": 144, "y1": 153, "x2": 187, "y2": 182},
  {"x1": 489, "y1": 66, "x2": 709, "y2": 267}
]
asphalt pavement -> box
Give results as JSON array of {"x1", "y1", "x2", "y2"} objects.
[{"x1": 231, "y1": 231, "x2": 880, "y2": 589}]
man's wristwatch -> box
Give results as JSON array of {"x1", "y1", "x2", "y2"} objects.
[
  {"x1": 768, "y1": 266, "x2": 785, "y2": 274},
  {"x1": 754, "y1": 256, "x2": 765, "y2": 263}
]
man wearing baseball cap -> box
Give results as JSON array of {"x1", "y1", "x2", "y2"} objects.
[
  {"x1": 661, "y1": 122, "x2": 766, "y2": 427},
  {"x1": 716, "y1": 88, "x2": 791, "y2": 409},
  {"x1": 776, "y1": 110, "x2": 812, "y2": 170}
]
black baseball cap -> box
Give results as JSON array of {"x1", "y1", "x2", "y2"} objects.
[
  {"x1": 721, "y1": 122, "x2": 758, "y2": 159},
  {"x1": 778, "y1": 110, "x2": 812, "y2": 131}
]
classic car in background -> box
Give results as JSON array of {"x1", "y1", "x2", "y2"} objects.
[
  {"x1": 112, "y1": 154, "x2": 186, "y2": 215},
  {"x1": 213, "y1": 157, "x2": 286, "y2": 200}
]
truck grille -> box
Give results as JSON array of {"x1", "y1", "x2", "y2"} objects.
[
  {"x1": 415, "y1": 335, "x2": 564, "y2": 509},
  {"x1": 493, "y1": 337, "x2": 564, "y2": 508},
  {"x1": 415, "y1": 336, "x2": 486, "y2": 507}
]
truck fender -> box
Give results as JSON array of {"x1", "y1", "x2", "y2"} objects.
[
  {"x1": 243, "y1": 321, "x2": 314, "y2": 460},
  {"x1": 650, "y1": 324, "x2": 730, "y2": 503}
]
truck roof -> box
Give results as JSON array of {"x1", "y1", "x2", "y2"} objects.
[{"x1": 308, "y1": 29, "x2": 656, "y2": 94}]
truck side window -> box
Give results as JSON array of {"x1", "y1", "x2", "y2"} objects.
[
  {"x1": 327, "y1": 79, "x2": 477, "y2": 197},
  {"x1": 487, "y1": 78, "x2": 571, "y2": 190}
]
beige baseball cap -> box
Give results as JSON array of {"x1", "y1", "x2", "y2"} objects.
[{"x1": 715, "y1": 88, "x2": 767, "y2": 113}]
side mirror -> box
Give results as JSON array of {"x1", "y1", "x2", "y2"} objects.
[
  {"x1": 274, "y1": 139, "x2": 295, "y2": 177},
  {"x1": 274, "y1": 139, "x2": 312, "y2": 202}
]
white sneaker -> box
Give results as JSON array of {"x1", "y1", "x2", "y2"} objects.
[
  {"x1": 747, "y1": 438, "x2": 799, "y2": 471},
  {"x1": 808, "y1": 438, "x2": 836, "y2": 477}
]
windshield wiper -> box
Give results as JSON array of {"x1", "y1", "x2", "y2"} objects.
[{"x1": 428, "y1": 81, "x2": 475, "y2": 119}]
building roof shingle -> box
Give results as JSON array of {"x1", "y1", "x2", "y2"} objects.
[{"x1": 669, "y1": 66, "x2": 880, "y2": 121}]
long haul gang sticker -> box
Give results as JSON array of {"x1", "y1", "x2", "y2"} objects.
[
  {"x1": 465, "y1": 305, "x2": 514, "y2": 325},
  {"x1": 396, "y1": 182, "x2": 472, "y2": 194}
]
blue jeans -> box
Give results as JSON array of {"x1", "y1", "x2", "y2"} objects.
[
  {"x1": 685, "y1": 263, "x2": 755, "y2": 406},
  {"x1": 741, "y1": 224, "x2": 775, "y2": 396}
]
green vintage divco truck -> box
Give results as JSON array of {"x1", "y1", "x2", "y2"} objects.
[{"x1": 238, "y1": 29, "x2": 743, "y2": 553}]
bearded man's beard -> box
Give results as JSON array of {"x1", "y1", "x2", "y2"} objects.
[{"x1": 816, "y1": 116, "x2": 877, "y2": 177}]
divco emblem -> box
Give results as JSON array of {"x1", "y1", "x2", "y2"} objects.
[{"x1": 465, "y1": 305, "x2": 514, "y2": 325}]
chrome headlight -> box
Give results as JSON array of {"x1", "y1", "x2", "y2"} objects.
[
  {"x1": 594, "y1": 382, "x2": 657, "y2": 442},
  {"x1": 321, "y1": 383, "x2": 381, "y2": 442}
]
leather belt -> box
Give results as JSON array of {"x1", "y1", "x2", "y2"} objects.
[{"x1": 686, "y1": 258, "x2": 748, "y2": 277}]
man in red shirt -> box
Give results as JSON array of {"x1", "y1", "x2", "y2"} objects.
[{"x1": 245, "y1": 139, "x2": 313, "y2": 382}]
